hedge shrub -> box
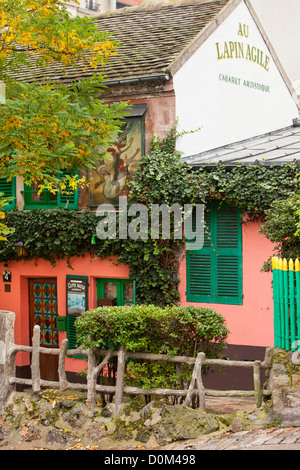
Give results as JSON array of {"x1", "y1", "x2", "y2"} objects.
[{"x1": 75, "y1": 304, "x2": 229, "y2": 390}]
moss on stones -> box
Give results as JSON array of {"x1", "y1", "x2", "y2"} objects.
[{"x1": 0, "y1": 390, "x2": 280, "y2": 449}]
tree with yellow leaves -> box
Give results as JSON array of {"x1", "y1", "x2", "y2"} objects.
[
  {"x1": 0, "y1": 0, "x2": 117, "y2": 76},
  {"x1": 0, "y1": 194, "x2": 14, "y2": 240},
  {"x1": 0, "y1": 0, "x2": 128, "y2": 238}
]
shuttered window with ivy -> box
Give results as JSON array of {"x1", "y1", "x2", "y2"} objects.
[
  {"x1": 186, "y1": 203, "x2": 242, "y2": 305},
  {"x1": 0, "y1": 177, "x2": 16, "y2": 210}
]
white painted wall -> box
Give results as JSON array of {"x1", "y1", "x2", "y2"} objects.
[{"x1": 174, "y1": 1, "x2": 299, "y2": 157}]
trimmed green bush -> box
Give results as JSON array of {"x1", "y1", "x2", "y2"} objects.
[{"x1": 75, "y1": 304, "x2": 229, "y2": 390}]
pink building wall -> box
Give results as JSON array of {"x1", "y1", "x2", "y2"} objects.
[
  {"x1": 179, "y1": 218, "x2": 275, "y2": 348},
  {"x1": 0, "y1": 255, "x2": 130, "y2": 371},
  {"x1": 0, "y1": 217, "x2": 275, "y2": 372}
]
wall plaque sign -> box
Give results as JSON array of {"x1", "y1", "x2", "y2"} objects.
[
  {"x1": 3, "y1": 270, "x2": 11, "y2": 283},
  {"x1": 66, "y1": 276, "x2": 88, "y2": 317}
]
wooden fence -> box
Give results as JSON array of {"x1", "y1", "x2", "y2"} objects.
[
  {"x1": 272, "y1": 256, "x2": 300, "y2": 351},
  {"x1": 7, "y1": 325, "x2": 271, "y2": 416}
]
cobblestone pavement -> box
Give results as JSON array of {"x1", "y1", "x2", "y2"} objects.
[
  {"x1": 161, "y1": 396, "x2": 300, "y2": 450},
  {"x1": 166, "y1": 426, "x2": 300, "y2": 450}
]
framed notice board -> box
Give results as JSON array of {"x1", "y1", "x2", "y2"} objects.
[{"x1": 66, "y1": 276, "x2": 88, "y2": 317}]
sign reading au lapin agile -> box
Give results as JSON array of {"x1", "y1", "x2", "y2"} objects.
[{"x1": 216, "y1": 22, "x2": 271, "y2": 93}]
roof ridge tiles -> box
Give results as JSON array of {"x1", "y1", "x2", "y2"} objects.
[
  {"x1": 93, "y1": 0, "x2": 224, "y2": 18},
  {"x1": 9, "y1": 0, "x2": 232, "y2": 84}
]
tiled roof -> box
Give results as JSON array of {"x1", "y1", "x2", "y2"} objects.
[
  {"x1": 14, "y1": 0, "x2": 231, "y2": 85},
  {"x1": 182, "y1": 126, "x2": 300, "y2": 167}
]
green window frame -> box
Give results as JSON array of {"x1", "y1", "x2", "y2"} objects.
[
  {"x1": 186, "y1": 203, "x2": 243, "y2": 305},
  {"x1": 0, "y1": 177, "x2": 16, "y2": 210},
  {"x1": 97, "y1": 278, "x2": 136, "y2": 306},
  {"x1": 23, "y1": 171, "x2": 79, "y2": 210}
]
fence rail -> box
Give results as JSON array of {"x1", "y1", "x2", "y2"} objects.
[
  {"x1": 8, "y1": 325, "x2": 271, "y2": 416},
  {"x1": 272, "y1": 257, "x2": 300, "y2": 351}
]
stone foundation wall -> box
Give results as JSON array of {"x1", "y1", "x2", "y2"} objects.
[
  {"x1": 266, "y1": 347, "x2": 300, "y2": 426},
  {"x1": 0, "y1": 311, "x2": 15, "y2": 410}
]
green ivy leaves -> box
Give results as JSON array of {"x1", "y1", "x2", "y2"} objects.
[
  {"x1": 1, "y1": 128, "x2": 298, "y2": 303},
  {"x1": 196, "y1": 162, "x2": 299, "y2": 220}
]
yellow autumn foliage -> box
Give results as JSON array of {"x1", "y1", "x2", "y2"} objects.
[
  {"x1": 0, "y1": 0, "x2": 116, "y2": 74},
  {"x1": 0, "y1": 1, "x2": 129, "y2": 242}
]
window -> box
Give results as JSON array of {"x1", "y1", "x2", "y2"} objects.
[
  {"x1": 186, "y1": 203, "x2": 242, "y2": 305},
  {"x1": 0, "y1": 177, "x2": 16, "y2": 210},
  {"x1": 23, "y1": 172, "x2": 79, "y2": 210},
  {"x1": 97, "y1": 278, "x2": 136, "y2": 306},
  {"x1": 85, "y1": 0, "x2": 98, "y2": 11}
]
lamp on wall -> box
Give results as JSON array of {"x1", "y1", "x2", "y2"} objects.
[{"x1": 15, "y1": 241, "x2": 28, "y2": 258}]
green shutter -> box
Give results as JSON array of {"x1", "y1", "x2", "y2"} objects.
[
  {"x1": 66, "y1": 316, "x2": 79, "y2": 349},
  {"x1": 66, "y1": 316, "x2": 85, "y2": 358},
  {"x1": 58, "y1": 189, "x2": 78, "y2": 209},
  {"x1": 57, "y1": 170, "x2": 78, "y2": 210},
  {"x1": 216, "y1": 255, "x2": 241, "y2": 301},
  {"x1": 217, "y1": 207, "x2": 239, "y2": 248},
  {"x1": 189, "y1": 254, "x2": 211, "y2": 298},
  {"x1": 186, "y1": 203, "x2": 242, "y2": 305},
  {"x1": 0, "y1": 177, "x2": 16, "y2": 210}
]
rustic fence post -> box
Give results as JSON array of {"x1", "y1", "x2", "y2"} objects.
[
  {"x1": 31, "y1": 325, "x2": 41, "y2": 394},
  {"x1": 184, "y1": 352, "x2": 206, "y2": 409},
  {"x1": 195, "y1": 353, "x2": 206, "y2": 409},
  {"x1": 87, "y1": 348, "x2": 113, "y2": 411},
  {"x1": 114, "y1": 346, "x2": 126, "y2": 416},
  {"x1": 253, "y1": 360, "x2": 262, "y2": 407},
  {"x1": 58, "y1": 339, "x2": 69, "y2": 391},
  {"x1": 87, "y1": 349, "x2": 97, "y2": 409},
  {"x1": 0, "y1": 311, "x2": 15, "y2": 410}
]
